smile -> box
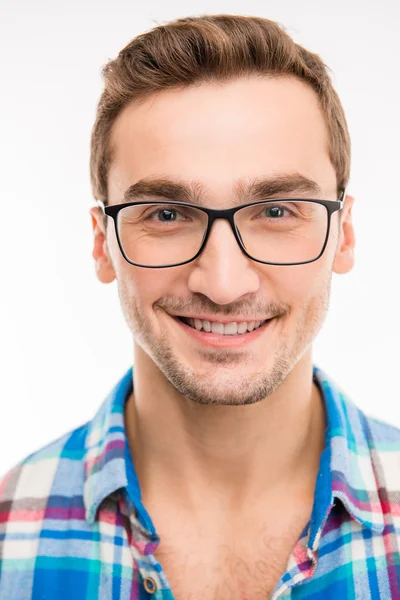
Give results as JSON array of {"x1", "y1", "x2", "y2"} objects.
[
  {"x1": 177, "y1": 317, "x2": 268, "y2": 336},
  {"x1": 172, "y1": 314, "x2": 275, "y2": 348}
]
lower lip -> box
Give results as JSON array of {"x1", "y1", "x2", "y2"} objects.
[{"x1": 172, "y1": 316, "x2": 275, "y2": 348}]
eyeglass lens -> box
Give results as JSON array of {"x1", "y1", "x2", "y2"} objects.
[{"x1": 116, "y1": 201, "x2": 329, "y2": 267}]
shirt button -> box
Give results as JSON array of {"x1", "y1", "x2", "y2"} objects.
[{"x1": 144, "y1": 576, "x2": 157, "y2": 594}]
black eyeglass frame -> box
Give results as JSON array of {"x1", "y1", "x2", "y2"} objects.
[{"x1": 96, "y1": 186, "x2": 347, "y2": 269}]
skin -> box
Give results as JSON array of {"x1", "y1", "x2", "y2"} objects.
[{"x1": 90, "y1": 75, "x2": 355, "y2": 530}]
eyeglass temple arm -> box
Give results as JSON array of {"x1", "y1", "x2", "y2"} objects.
[{"x1": 96, "y1": 199, "x2": 106, "y2": 214}]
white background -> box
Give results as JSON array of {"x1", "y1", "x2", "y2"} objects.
[{"x1": 0, "y1": 0, "x2": 399, "y2": 476}]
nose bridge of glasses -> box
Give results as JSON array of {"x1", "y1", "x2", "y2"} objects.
[{"x1": 201, "y1": 208, "x2": 246, "y2": 258}]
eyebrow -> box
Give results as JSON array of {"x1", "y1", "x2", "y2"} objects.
[{"x1": 121, "y1": 173, "x2": 324, "y2": 206}]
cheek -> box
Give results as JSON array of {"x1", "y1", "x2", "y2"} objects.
[
  {"x1": 120, "y1": 268, "x2": 178, "y2": 313},
  {"x1": 271, "y1": 261, "x2": 328, "y2": 304},
  {"x1": 134, "y1": 273, "x2": 165, "y2": 301}
]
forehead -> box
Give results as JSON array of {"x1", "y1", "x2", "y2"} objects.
[{"x1": 108, "y1": 75, "x2": 336, "y2": 201}]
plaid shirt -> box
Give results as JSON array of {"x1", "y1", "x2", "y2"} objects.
[{"x1": 1, "y1": 365, "x2": 400, "y2": 599}]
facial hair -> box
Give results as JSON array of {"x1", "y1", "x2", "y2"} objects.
[{"x1": 115, "y1": 272, "x2": 332, "y2": 407}]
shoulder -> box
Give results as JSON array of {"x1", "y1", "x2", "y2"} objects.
[
  {"x1": 363, "y1": 411, "x2": 400, "y2": 442},
  {"x1": 0, "y1": 421, "x2": 89, "y2": 525},
  {"x1": 0, "y1": 421, "x2": 101, "y2": 598},
  {"x1": 352, "y1": 400, "x2": 400, "y2": 451},
  {"x1": 343, "y1": 398, "x2": 400, "y2": 507},
  {"x1": 361, "y1": 411, "x2": 400, "y2": 486}
]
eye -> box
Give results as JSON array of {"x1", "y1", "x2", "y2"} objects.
[
  {"x1": 264, "y1": 205, "x2": 289, "y2": 218},
  {"x1": 147, "y1": 207, "x2": 185, "y2": 222}
]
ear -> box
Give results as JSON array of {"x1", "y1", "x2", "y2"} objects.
[
  {"x1": 332, "y1": 194, "x2": 356, "y2": 275},
  {"x1": 90, "y1": 207, "x2": 116, "y2": 284}
]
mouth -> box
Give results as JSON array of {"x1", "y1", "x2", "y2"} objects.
[
  {"x1": 171, "y1": 314, "x2": 275, "y2": 348},
  {"x1": 176, "y1": 316, "x2": 269, "y2": 335}
]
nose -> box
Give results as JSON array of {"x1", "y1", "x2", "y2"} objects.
[{"x1": 187, "y1": 218, "x2": 260, "y2": 305}]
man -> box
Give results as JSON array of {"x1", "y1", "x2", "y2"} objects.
[{"x1": 1, "y1": 12, "x2": 399, "y2": 600}]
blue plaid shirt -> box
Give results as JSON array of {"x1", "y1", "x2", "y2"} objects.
[{"x1": 1, "y1": 365, "x2": 400, "y2": 598}]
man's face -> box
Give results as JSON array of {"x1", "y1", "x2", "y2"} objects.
[{"x1": 91, "y1": 75, "x2": 355, "y2": 406}]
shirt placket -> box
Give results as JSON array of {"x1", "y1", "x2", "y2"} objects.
[{"x1": 119, "y1": 491, "x2": 176, "y2": 599}]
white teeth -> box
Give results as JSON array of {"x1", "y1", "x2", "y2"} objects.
[
  {"x1": 224, "y1": 322, "x2": 238, "y2": 335},
  {"x1": 237, "y1": 322, "x2": 248, "y2": 334},
  {"x1": 203, "y1": 320, "x2": 211, "y2": 332},
  {"x1": 187, "y1": 318, "x2": 268, "y2": 335},
  {"x1": 211, "y1": 322, "x2": 224, "y2": 334}
]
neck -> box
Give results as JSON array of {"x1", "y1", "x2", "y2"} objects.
[{"x1": 124, "y1": 346, "x2": 326, "y2": 514}]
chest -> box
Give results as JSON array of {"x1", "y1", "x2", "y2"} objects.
[{"x1": 153, "y1": 518, "x2": 307, "y2": 600}]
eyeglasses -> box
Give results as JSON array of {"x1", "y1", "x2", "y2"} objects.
[{"x1": 96, "y1": 187, "x2": 346, "y2": 268}]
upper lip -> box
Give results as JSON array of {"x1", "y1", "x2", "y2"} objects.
[{"x1": 169, "y1": 313, "x2": 271, "y2": 324}]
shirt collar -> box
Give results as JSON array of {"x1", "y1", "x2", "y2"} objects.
[
  {"x1": 83, "y1": 364, "x2": 385, "y2": 537},
  {"x1": 83, "y1": 368, "x2": 132, "y2": 525},
  {"x1": 309, "y1": 365, "x2": 384, "y2": 549}
]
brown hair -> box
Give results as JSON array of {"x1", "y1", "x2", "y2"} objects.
[{"x1": 90, "y1": 14, "x2": 350, "y2": 205}]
